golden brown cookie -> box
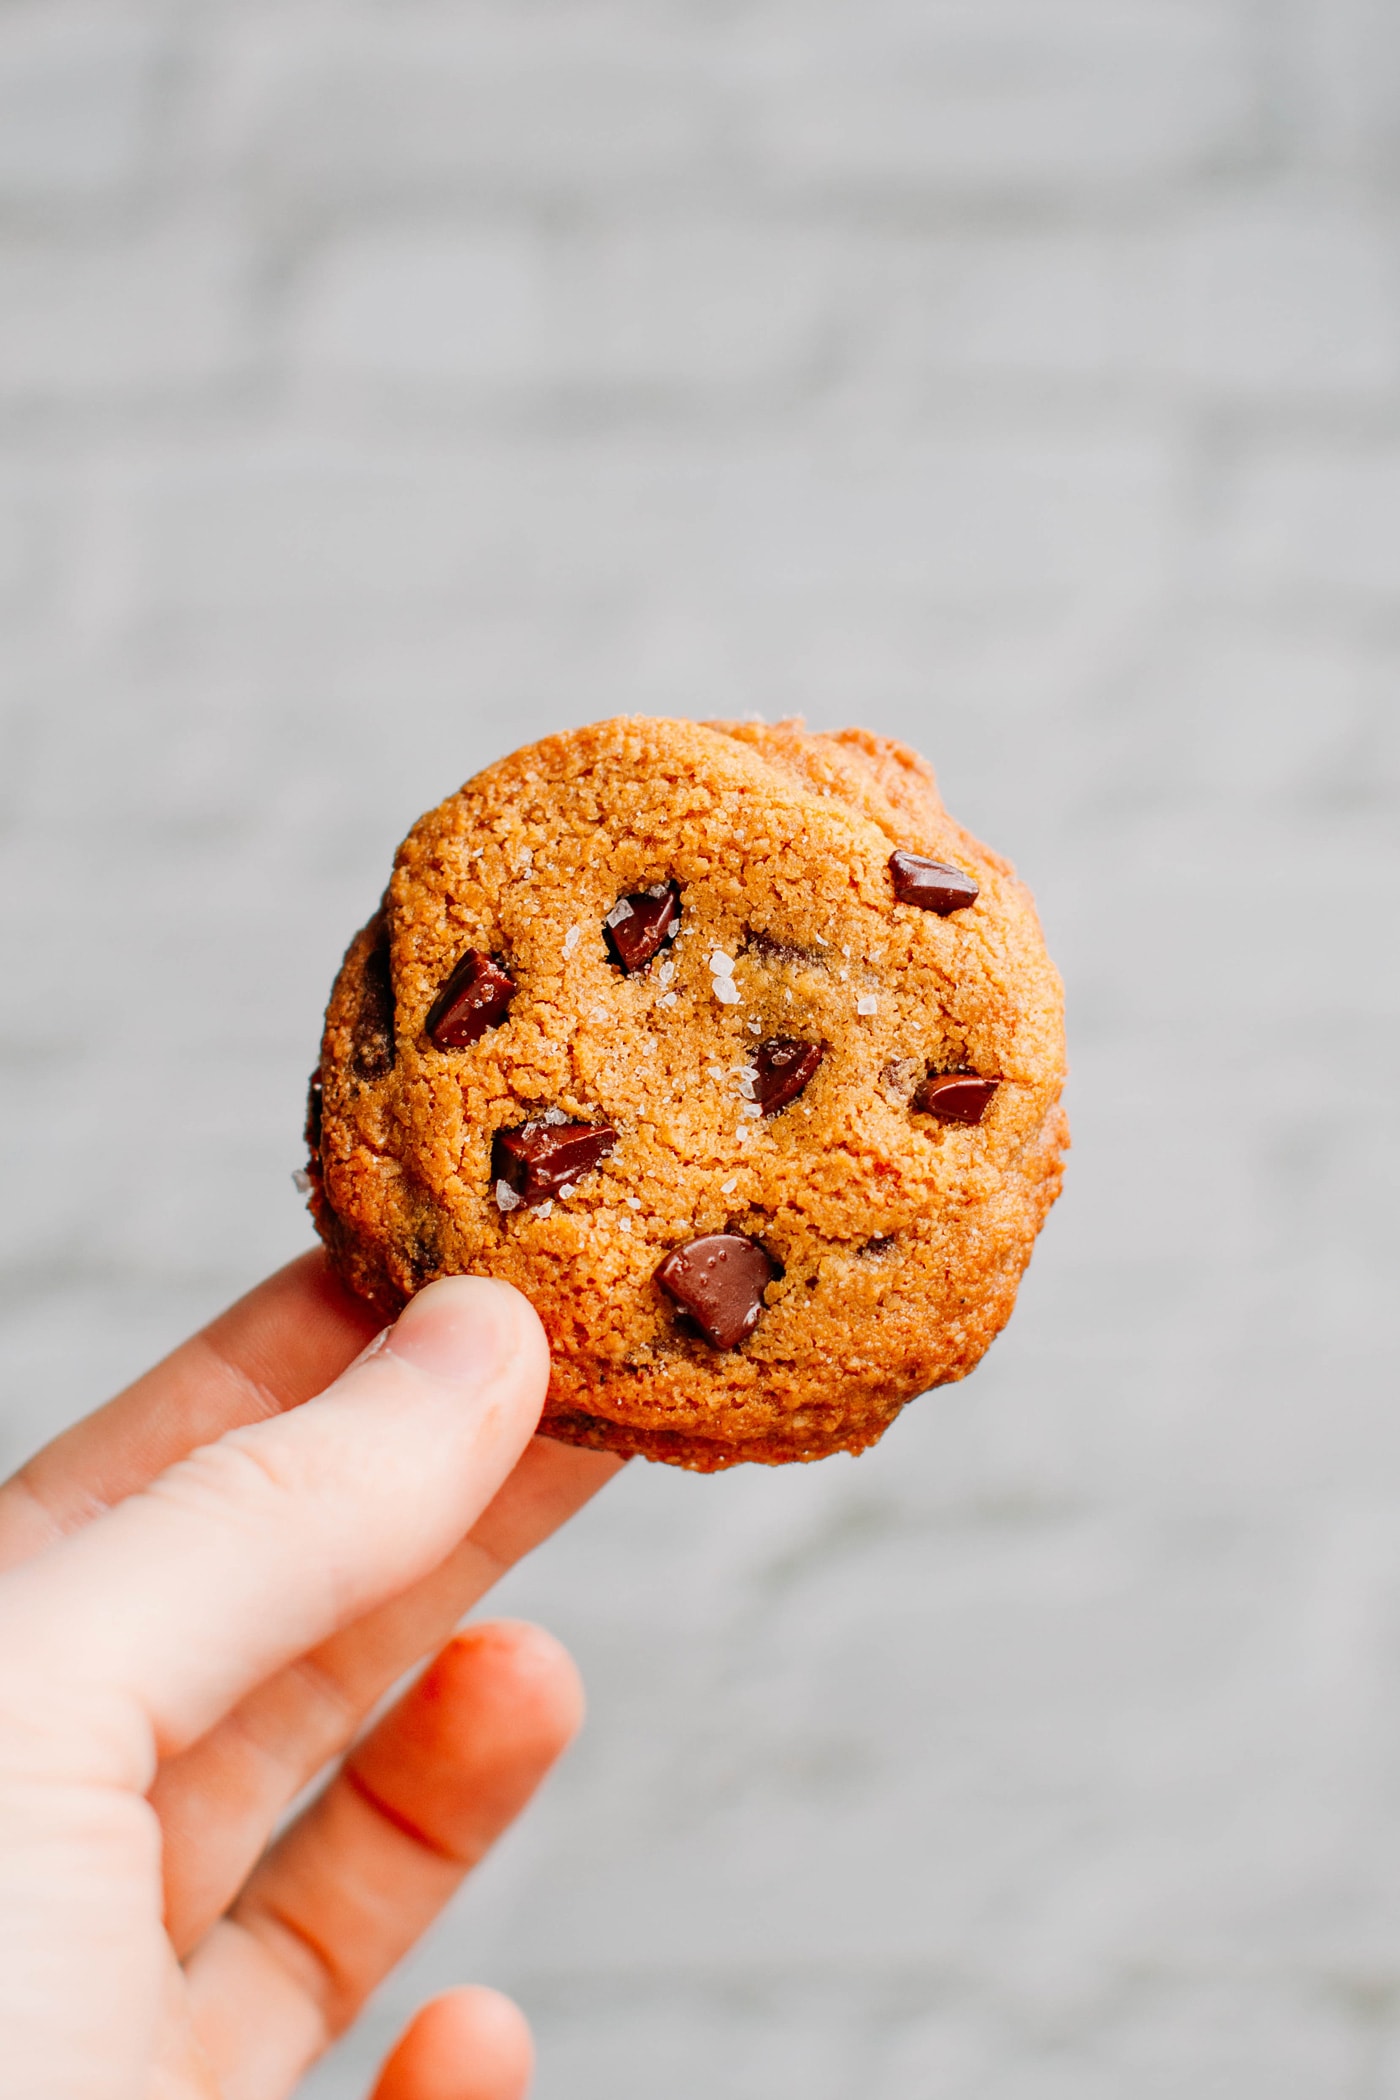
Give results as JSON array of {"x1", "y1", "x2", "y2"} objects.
[{"x1": 306, "y1": 717, "x2": 1067, "y2": 1470}]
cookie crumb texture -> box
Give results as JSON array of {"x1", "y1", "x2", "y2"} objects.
[{"x1": 308, "y1": 717, "x2": 1068, "y2": 1471}]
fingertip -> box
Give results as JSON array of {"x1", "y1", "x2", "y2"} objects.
[
  {"x1": 447, "y1": 1619, "x2": 586, "y2": 1753},
  {"x1": 371, "y1": 1986, "x2": 533, "y2": 2100},
  {"x1": 388, "y1": 1277, "x2": 549, "y2": 1403}
]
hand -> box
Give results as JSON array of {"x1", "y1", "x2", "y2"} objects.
[{"x1": 0, "y1": 1253, "x2": 621, "y2": 2099}]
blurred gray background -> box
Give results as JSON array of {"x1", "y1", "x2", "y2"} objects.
[{"x1": 2, "y1": 2, "x2": 1399, "y2": 2094}]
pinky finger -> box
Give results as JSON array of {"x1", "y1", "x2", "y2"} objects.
[{"x1": 370, "y1": 1988, "x2": 533, "y2": 2100}]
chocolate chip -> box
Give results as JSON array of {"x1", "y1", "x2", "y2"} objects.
[
  {"x1": 351, "y1": 913, "x2": 396, "y2": 1080},
  {"x1": 492, "y1": 1117, "x2": 618, "y2": 1208},
  {"x1": 604, "y1": 879, "x2": 681, "y2": 974},
  {"x1": 750, "y1": 1037, "x2": 824, "y2": 1113},
  {"x1": 426, "y1": 949, "x2": 516, "y2": 1050},
  {"x1": 888, "y1": 851, "x2": 979, "y2": 915},
  {"x1": 656, "y1": 1232, "x2": 779, "y2": 1349},
  {"x1": 304, "y1": 1066, "x2": 324, "y2": 1154},
  {"x1": 912, "y1": 1072, "x2": 999, "y2": 1125}
]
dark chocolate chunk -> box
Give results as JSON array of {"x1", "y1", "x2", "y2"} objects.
[
  {"x1": 888, "y1": 851, "x2": 979, "y2": 915},
  {"x1": 912, "y1": 1072, "x2": 999, "y2": 1125},
  {"x1": 656, "y1": 1232, "x2": 779, "y2": 1350},
  {"x1": 304, "y1": 1065, "x2": 324, "y2": 1154},
  {"x1": 750, "y1": 1037, "x2": 824, "y2": 1114},
  {"x1": 492, "y1": 1117, "x2": 618, "y2": 1208},
  {"x1": 604, "y1": 879, "x2": 681, "y2": 974},
  {"x1": 426, "y1": 949, "x2": 516, "y2": 1050},
  {"x1": 351, "y1": 913, "x2": 396, "y2": 1080}
]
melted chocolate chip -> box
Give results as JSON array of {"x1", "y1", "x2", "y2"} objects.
[
  {"x1": 351, "y1": 914, "x2": 396, "y2": 1080},
  {"x1": 604, "y1": 880, "x2": 681, "y2": 974},
  {"x1": 751, "y1": 1037, "x2": 824, "y2": 1114},
  {"x1": 492, "y1": 1117, "x2": 618, "y2": 1208},
  {"x1": 656, "y1": 1231, "x2": 779, "y2": 1350},
  {"x1": 888, "y1": 851, "x2": 979, "y2": 915},
  {"x1": 912, "y1": 1072, "x2": 999, "y2": 1125},
  {"x1": 426, "y1": 949, "x2": 516, "y2": 1050}
]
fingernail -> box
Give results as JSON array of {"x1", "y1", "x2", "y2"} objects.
[{"x1": 382, "y1": 1276, "x2": 517, "y2": 1387}]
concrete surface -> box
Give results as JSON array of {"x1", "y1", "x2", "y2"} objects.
[{"x1": 1, "y1": 2, "x2": 1398, "y2": 2093}]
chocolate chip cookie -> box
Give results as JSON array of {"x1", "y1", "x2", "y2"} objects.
[{"x1": 306, "y1": 717, "x2": 1067, "y2": 1470}]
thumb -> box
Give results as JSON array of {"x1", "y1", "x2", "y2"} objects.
[{"x1": 0, "y1": 1278, "x2": 550, "y2": 1783}]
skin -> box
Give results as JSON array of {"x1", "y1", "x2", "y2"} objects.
[{"x1": 0, "y1": 1250, "x2": 622, "y2": 2099}]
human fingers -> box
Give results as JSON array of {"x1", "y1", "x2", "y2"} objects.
[
  {"x1": 184, "y1": 1623, "x2": 579, "y2": 2099},
  {"x1": 0, "y1": 1250, "x2": 378, "y2": 1572},
  {"x1": 369, "y1": 1989, "x2": 534, "y2": 2100},
  {"x1": 157, "y1": 1434, "x2": 619, "y2": 1954},
  {"x1": 0, "y1": 1277, "x2": 549, "y2": 1777}
]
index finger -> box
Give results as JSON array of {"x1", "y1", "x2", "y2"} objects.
[{"x1": 0, "y1": 1251, "x2": 380, "y2": 1570}]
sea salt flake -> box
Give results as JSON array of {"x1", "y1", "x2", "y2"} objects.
[
  {"x1": 712, "y1": 977, "x2": 740, "y2": 1005},
  {"x1": 814, "y1": 934, "x2": 828, "y2": 946},
  {"x1": 747, "y1": 1019, "x2": 762, "y2": 1033},
  {"x1": 619, "y1": 1215, "x2": 632, "y2": 1233},
  {"x1": 535, "y1": 1200, "x2": 554, "y2": 1218},
  {"x1": 720, "y1": 1176, "x2": 739, "y2": 1195},
  {"x1": 736, "y1": 1072, "x2": 756, "y2": 1101},
  {"x1": 657, "y1": 957, "x2": 674, "y2": 986},
  {"x1": 291, "y1": 1168, "x2": 312, "y2": 1194},
  {"x1": 627, "y1": 1196, "x2": 642, "y2": 1210},
  {"x1": 563, "y1": 925, "x2": 581, "y2": 956},
  {"x1": 857, "y1": 993, "x2": 878, "y2": 1015},
  {"x1": 495, "y1": 1181, "x2": 522, "y2": 1212},
  {"x1": 742, "y1": 1101, "x2": 762, "y2": 1118},
  {"x1": 542, "y1": 1107, "x2": 569, "y2": 1125},
  {"x1": 605, "y1": 898, "x2": 634, "y2": 927},
  {"x1": 557, "y1": 1183, "x2": 576, "y2": 1200},
  {"x1": 708, "y1": 949, "x2": 735, "y2": 976},
  {"x1": 839, "y1": 966, "x2": 850, "y2": 980},
  {"x1": 668, "y1": 918, "x2": 681, "y2": 936},
  {"x1": 658, "y1": 991, "x2": 678, "y2": 1008},
  {"x1": 707, "y1": 1066, "x2": 724, "y2": 1081}
]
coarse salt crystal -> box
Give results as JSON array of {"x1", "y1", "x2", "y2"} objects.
[
  {"x1": 605, "y1": 898, "x2": 634, "y2": 927},
  {"x1": 291, "y1": 1167, "x2": 312, "y2": 1194},
  {"x1": 709, "y1": 950, "x2": 734, "y2": 976},
  {"x1": 742, "y1": 1101, "x2": 762, "y2": 1118},
  {"x1": 721, "y1": 1176, "x2": 739, "y2": 1194},
  {"x1": 712, "y1": 977, "x2": 741, "y2": 1005},
  {"x1": 495, "y1": 1181, "x2": 521, "y2": 1212},
  {"x1": 627, "y1": 1196, "x2": 642, "y2": 1210},
  {"x1": 736, "y1": 1072, "x2": 756, "y2": 1100},
  {"x1": 747, "y1": 1019, "x2": 762, "y2": 1033},
  {"x1": 542, "y1": 1107, "x2": 568, "y2": 1124},
  {"x1": 557, "y1": 1183, "x2": 576, "y2": 1200},
  {"x1": 563, "y1": 925, "x2": 581, "y2": 956},
  {"x1": 619, "y1": 1215, "x2": 632, "y2": 1233},
  {"x1": 707, "y1": 1066, "x2": 724, "y2": 1081},
  {"x1": 658, "y1": 990, "x2": 678, "y2": 1008},
  {"x1": 857, "y1": 993, "x2": 878, "y2": 1015}
]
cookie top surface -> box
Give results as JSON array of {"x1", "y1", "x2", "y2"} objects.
[{"x1": 309, "y1": 716, "x2": 1067, "y2": 1470}]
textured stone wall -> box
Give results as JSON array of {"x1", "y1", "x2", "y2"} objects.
[{"x1": 2, "y1": 3, "x2": 1398, "y2": 2094}]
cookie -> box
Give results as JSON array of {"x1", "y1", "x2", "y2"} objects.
[{"x1": 306, "y1": 717, "x2": 1067, "y2": 1471}]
